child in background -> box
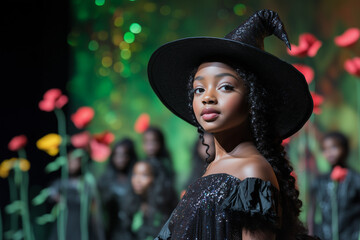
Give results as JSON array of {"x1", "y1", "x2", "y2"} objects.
[
  {"x1": 120, "y1": 160, "x2": 177, "y2": 240},
  {"x1": 48, "y1": 147, "x2": 104, "y2": 240},
  {"x1": 308, "y1": 131, "x2": 360, "y2": 240},
  {"x1": 98, "y1": 138, "x2": 138, "y2": 240},
  {"x1": 142, "y1": 126, "x2": 174, "y2": 183}
]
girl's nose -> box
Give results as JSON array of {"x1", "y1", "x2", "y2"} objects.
[{"x1": 202, "y1": 93, "x2": 217, "y2": 105}]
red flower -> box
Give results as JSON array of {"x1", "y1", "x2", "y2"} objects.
[
  {"x1": 93, "y1": 131, "x2": 115, "y2": 145},
  {"x1": 292, "y1": 64, "x2": 314, "y2": 84},
  {"x1": 344, "y1": 57, "x2": 360, "y2": 77},
  {"x1": 71, "y1": 131, "x2": 91, "y2": 149},
  {"x1": 330, "y1": 166, "x2": 348, "y2": 182},
  {"x1": 89, "y1": 139, "x2": 111, "y2": 162},
  {"x1": 287, "y1": 33, "x2": 322, "y2": 57},
  {"x1": 310, "y1": 92, "x2": 324, "y2": 114},
  {"x1": 71, "y1": 107, "x2": 95, "y2": 129},
  {"x1": 281, "y1": 137, "x2": 291, "y2": 146},
  {"x1": 8, "y1": 135, "x2": 27, "y2": 151},
  {"x1": 39, "y1": 88, "x2": 68, "y2": 112},
  {"x1": 134, "y1": 113, "x2": 150, "y2": 133},
  {"x1": 334, "y1": 28, "x2": 360, "y2": 48}
]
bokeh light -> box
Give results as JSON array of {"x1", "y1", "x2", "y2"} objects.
[
  {"x1": 95, "y1": 0, "x2": 105, "y2": 6},
  {"x1": 88, "y1": 40, "x2": 99, "y2": 51},
  {"x1": 144, "y1": 3, "x2": 156, "y2": 12},
  {"x1": 160, "y1": 5, "x2": 171, "y2": 15},
  {"x1": 233, "y1": 4, "x2": 246, "y2": 16},
  {"x1": 102, "y1": 56, "x2": 113, "y2": 68},
  {"x1": 120, "y1": 49, "x2": 131, "y2": 60},
  {"x1": 114, "y1": 16, "x2": 124, "y2": 27},
  {"x1": 124, "y1": 32, "x2": 135, "y2": 43},
  {"x1": 130, "y1": 23, "x2": 142, "y2": 34}
]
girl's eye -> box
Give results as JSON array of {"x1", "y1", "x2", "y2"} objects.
[
  {"x1": 219, "y1": 84, "x2": 234, "y2": 91},
  {"x1": 193, "y1": 87, "x2": 204, "y2": 94}
]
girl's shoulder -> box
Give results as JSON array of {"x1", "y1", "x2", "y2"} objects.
[{"x1": 209, "y1": 155, "x2": 279, "y2": 190}]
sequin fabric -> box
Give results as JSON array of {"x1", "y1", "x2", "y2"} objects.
[{"x1": 155, "y1": 173, "x2": 280, "y2": 240}]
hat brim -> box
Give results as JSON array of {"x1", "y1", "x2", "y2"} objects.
[{"x1": 147, "y1": 37, "x2": 313, "y2": 139}]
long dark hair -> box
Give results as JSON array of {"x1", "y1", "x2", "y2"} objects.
[
  {"x1": 108, "y1": 138, "x2": 138, "y2": 175},
  {"x1": 323, "y1": 131, "x2": 349, "y2": 167},
  {"x1": 187, "y1": 63, "x2": 313, "y2": 239},
  {"x1": 123, "y1": 159, "x2": 177, "y2": 238},
  {"x1": 143, "y1": 126, "x2": 172, "y2": 160}
]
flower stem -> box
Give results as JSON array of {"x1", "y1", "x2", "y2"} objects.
[
  {"x1": 18, "y1": 150, "x2": 34, "y2": 240},
  {"x1": 8, "y1": 171, "x2": 19, "y2": 235},
  {"x1": 331, "y1": 181, "x2": 339, "y2": 240},
  {"x1": 80, "y1": 153, "x2": 89, "y2": 240},
  {"x1": 54, "y1": 109, "x2": 69, "y2": 240}
]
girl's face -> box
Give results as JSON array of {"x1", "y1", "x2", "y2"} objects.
[
  {"x1": 322, "y1": 137, "x2": 344, "y2": 166},
  {"x1": 112, "y1": 145, "x2": 130, "y2": 171},
  {"x1": 131, "y1": 162, "x2": 154, "y2": 196},
  {"x1": 143, "y1": 131, "x2": 161, "y2": 157},
  {"x1": 192, "y1": 62, "x2": 248, "y2": 133}
]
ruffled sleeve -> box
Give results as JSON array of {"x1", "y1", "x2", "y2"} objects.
[{"x1": 221, "y1": 177, "x2": 281, "y2": 231}]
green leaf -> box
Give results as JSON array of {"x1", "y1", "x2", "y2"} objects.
[
  {"x1": 70, "y1": 148, "x2": 86, "y2": 159},
  {"x1": 32, "y1": 188, "x2": 51, "y2": 206},
  {"x1": 45, "y1": 156, "x2": 66, "y2": 173},
  {"x1": 5, "y1": 229, "x2": 23, "y2": 240},
  {"x1": 5, "y1": 201, "x2": 23, "y2": 214},
  {"x1": 36, "y1": 204, "x2": 59, "y2": 225}
]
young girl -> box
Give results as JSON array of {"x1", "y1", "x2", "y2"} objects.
[
  {"x1": 308, "y1": 132, "x2": 360, "y2": 240},
  {"x1": 120, "y1": 160, "x2": 177, "y2": 240},
  {"x1": 98, "y1": 138, "x2": 138, "y2": 240},
  {"x1": 142, "y1": 126, "x2": 174, "y2": 182},
  {"x1": 148, "y1": 9, "x2": 318, "y2": 240}
]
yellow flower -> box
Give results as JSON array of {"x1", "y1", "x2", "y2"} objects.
[
  {"x1": 0, "y1": 158, "x2": 17, "y2": 178},
  {"x1": 19, "y1": 158, "x2": 31, "y2": 172},
  {"x1": 36, "y1": 133, "x2": 62, "y2": 156}
]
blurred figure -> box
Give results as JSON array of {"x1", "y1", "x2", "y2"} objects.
[
  {"x1": 48, "y1": 148, "x2": 104, "y2": 240},
  {"x1": 142, "y1": 126, "x2": 174, "y2": 182},
  {"x1": 185, "y1": 132, "x2": 215, "y2": 187},
  {"x1": 97, "y1": 138, "x2": 137, "y2": 240},
  {"x1": 119, "y1": 160, "x2": 177, "y2": 240},
  {"x1": 308, "y1": 131, "x2": 360, "y2": 240}
]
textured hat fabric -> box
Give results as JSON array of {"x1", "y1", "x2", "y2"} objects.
[{"x1": 147, "y1": 10, "x2": 313, "y2": 139}]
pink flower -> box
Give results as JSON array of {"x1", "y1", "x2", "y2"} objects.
[
  {"x1": 334, "y1": 28, "x2": 360, "y2": 48},
  {"x1": 71, "y1": 131, "x2": 91, "y2": 149},
  {"x1": 8, "y1": 135, "x2": 27, "y2": 151},
  {"x1": 344, "y1": 57, "x2": 360, "y2": 77},
  {"x1": 292, "y1": 64, "x2": 314, "y2": 84},
  {"x1": 93, "y1": 131, "x2": 115, "y2": 145},
  {"x1": 134, "y1": 113, "x2": 150, "y2": 133},
  {"x1": 287, "y1": 33, "x2": 322, "y2": 57},
  {"x1": 71, "y1": 107, "x2": 95, "y2": 129},
  {"x1": 310, "y1": 92, "x2": 324, "y2": 115},
  {"x1": 330, "y1": 166, "x2": 348, "y2": 182},
  {"x1": 39, "y1": 88, "x2": 68, "y2": 112},
  {"x1": 89, "y1": 139, "x2": 111, "y2": 162}
]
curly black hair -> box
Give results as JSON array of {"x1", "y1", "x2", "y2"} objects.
[{"x1": 187, "y1": 63, "x2": 316, "y2": 239}]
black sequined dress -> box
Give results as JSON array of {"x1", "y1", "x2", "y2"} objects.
[{"x1": 155, "y1": 173, "x2": 280, "y2": 240}]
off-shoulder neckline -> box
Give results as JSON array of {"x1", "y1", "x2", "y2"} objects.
[{"x1": 200, "y1": 173, "x2": 280, "y2": 191}]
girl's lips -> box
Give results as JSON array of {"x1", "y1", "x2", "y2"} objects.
[{"x1": 202, "y1": 113, "x2": 219, "y2": 121}]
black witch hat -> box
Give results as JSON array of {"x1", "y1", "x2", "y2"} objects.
[{"x1": 147, "y1": 9, "x2": 313, "y2": 139}]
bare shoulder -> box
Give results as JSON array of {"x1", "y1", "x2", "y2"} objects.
[{"x1": 231, "y1": 156, "x2": 279, "y2": 189}]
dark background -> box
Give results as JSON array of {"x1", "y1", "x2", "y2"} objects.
[{"x1": 0, "y1": 1, "x2": 70, "y2": 233}]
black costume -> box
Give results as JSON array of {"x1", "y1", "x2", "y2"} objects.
[
  {"x1": 156, "y1": 174, "x2": 279, "y2": 239},
  {"x1": 311, "y1": 169, "x2": 360, "y2": 240}
]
